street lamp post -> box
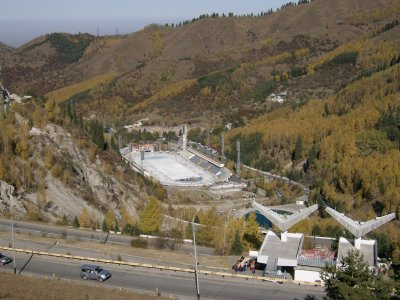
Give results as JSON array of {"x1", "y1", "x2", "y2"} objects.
[
  {"x1": 192, "y1": 215, "x2": 200, "y2": 300},
  {"x1": 9, "y1": 187, "x2": 16, "y2": 274}
]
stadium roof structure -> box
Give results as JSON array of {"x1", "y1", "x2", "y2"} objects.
[
  {"x1": 252, "y1": 201, "x2": 318, "y2": 233},
  {"x1": 337, "y1": 237, "x2": 377, "y2": 267},
  {"x1": 256, "y1": 230, "x2": 303, "y2": 272},
  {"x1": 325, "y1": 207, "x2": 396, "y2": 239}
]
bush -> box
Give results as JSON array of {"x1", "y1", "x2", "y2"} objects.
[
  {"x1": 290, "y1": 66, "x2": 306, "y2": 77},
  {"x1": 130, "y1": 238, "x2": 148, "y2": 249},
  {"x1": 253, "y1": 80, "x2": 277, "y2": 102},
  {"x1": 154, "y1": 229, "x2": 183, "y2": 250},
  {"x1": 198, "y1": 68, "x2": 235, "y2": 89},
  {"x1": 50, "y1": 163, "x2": 64, "y2": 178},
  {"x1": 122, "y1": 223, "x2": 141, "y2": 236},
  {"x1": 72, "y1": 216, "x2": 80, "y2": 228}
]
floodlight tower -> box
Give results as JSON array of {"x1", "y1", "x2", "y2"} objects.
[
  {"x1": 182, "y1": 124, "x2": 187, "y2": 151},
  {"x1": 206, "y1": 128, "x2": 210, "y2": 149},
  {"x1": 140, "y1": 150, "x2": 145, "y2": 174},
  {"x1": 118, "y1": 134, "x2": 122, "y2": 150},
  {"x1": 236, "y1": 139, "x2": 240, "y2": 178},
  {"x1": 220, "y1": 133, "x2": 225, "y2": 160}
]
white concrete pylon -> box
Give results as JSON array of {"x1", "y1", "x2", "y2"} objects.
[
  {"x1": 182, "y1": 125, "x2": 187, "y2": 151},
  {"x1": 252, "y1": 201, "x2": 318, "y2": 233},
  {"x1": 325, "y1": 207, "x2": 396, "y2": 238}
]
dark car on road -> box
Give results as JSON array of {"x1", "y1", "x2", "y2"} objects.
[
  {"x1": 80, "y1": 264, "x2": 112, "y2": 282},
  {"x1": 0, "y1": 253, "x2": 12, "y2": 265}
]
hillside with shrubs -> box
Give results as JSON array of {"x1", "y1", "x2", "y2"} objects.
[{"x1": 0, "y1": 0, "x2": 399, "y2": 262}]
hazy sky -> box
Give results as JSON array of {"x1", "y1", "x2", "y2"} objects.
[{"x1": 1, "y1": 0, "x2": 289, "y2": 47}]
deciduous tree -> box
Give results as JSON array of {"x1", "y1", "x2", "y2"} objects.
[{"x1": 138, "y1": 197, "x2": 164, "y2": 234}]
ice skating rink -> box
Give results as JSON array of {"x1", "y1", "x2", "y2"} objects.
[
  {"x1": 145, "y1": 155, "x2": 200, "y2": 181},
  {"x1": 125, "y1": 150, "x2": 215, "y2": 186}
]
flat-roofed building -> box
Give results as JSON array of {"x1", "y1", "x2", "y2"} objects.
[{"x1": 337, "y1": 237, "x2": 377, "y2": 268}]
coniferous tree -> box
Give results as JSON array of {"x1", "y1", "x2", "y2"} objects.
[
  {"x1": 72, "y1": 216, "x2": 80, "y2": 228},
  {"x1": 230, "y1": 230, "x2": 244, "y2": 255},
  {"x1": 304, "y1": 144, "x2": 317, "y2": 172},
  {"x1": 186, "y1": 222, "x2": 193, "y2": 239},
  {"x1": 194, "y1": 214, "x2": 200, "y2": 224},
  {"x1": 102, "y1": 219, "x2": 109, "y2": 232},
  {"x1": 292, "y1": 136, "x2": 303, "y2": 161},
  {"x1": 321, "y1": 250, "x2": 394, "y2": 300},
  {"x1": 114, "y1": 221, "x2": 120, "y2": 233},
  {"x1": 311, "y1": 224, "x2": 321, "y2": 236}
]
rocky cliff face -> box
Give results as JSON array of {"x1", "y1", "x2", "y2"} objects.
[{"x1": 2, "y1": 123, "x2": 144, "y2": 224}]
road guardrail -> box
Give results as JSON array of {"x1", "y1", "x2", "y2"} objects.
[{"x1": 0, "y1": 246, "x2": 321, "y2": 286}]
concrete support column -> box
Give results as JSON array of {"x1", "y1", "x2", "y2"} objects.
[
  {"x1": 355, "y1": 237, "x2": 362, "y2": 249},
  {"x1": 281, "y1": 231, "x2": 288, "y2": 242}
]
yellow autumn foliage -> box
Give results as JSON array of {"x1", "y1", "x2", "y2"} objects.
[
  {"x1": 225, "y1": 65, "x2": 400, "y2": 216},
  {"x1": 84, "y1": 37, "x2": 122, "y2": 56},
  {"x1": 133, "y1": 79, "x2": 197, "y2": 111},
  {"x1": 259, "y1": 38, "x2": 273, "y2": 47},
  {"x1": 294, "y1": 48, "x2": 310, "y2": 60},
  {"x1": 306, "y1": 40, "x2": 369, "y2": 75},
  {"x1": 45, "y1": 73, "x2": 118, "y2": 104},
  {"x1": 152, "y1": 31, "x2": 165, "y2": 56},
  {"x1": 350, "y1": 0, "x2": 400, "y2": 24},
  {"x1": 241, "y1": 51, "x2": 292, "y2": 70}
]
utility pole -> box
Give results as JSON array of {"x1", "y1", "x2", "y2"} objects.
[
  {"x1": 223, "y1": 221, "x2": 226, "y2": 256},
  {"x1": 192, "y1": 214, "x2": 200, "y2": 300},
  {"x1": 8, "y1": 185, "x2": 16, "y2": 274},
  {"x1": 236, "y1": 139, "x2": 241, "y2": 178}
]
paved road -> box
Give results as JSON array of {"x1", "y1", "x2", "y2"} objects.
[
  {"x1": 0, "y1": 251, "x2": 325, "y2": 300},
  {"x1": 0, "y1": 218, "x2": 214, "y2": 256},
  {"x1": 0, "y1": 237, "x2": 230, "y2": 273}
]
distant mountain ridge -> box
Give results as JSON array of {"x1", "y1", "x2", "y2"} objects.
[{"x1": 0, "y1": 0, "x2": 399, "y2": 126}]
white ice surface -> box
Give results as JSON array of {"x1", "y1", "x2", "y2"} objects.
[
  {"x1": 127, "y1": 151, "x2": 215, "y2": 186},
  {"x1": 145, "y1": 155, "x2": 200, "y2": 180}
]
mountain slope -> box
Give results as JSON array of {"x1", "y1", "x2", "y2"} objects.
[
  {"x1": 0, "y1": 104, "x2": 165, "y2": 225},
  {"x1": 0, "y1": 0, "x2": 399, "y2": 232}
]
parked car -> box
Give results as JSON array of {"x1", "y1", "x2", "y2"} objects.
[
  {"x1": 80, "y1": 264, "x2": 112, "y2": 282},
  {"x1": 0, "y1": 253, "x2": 12, "y2": 265}
]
